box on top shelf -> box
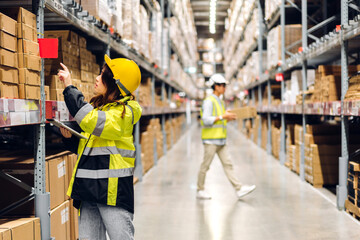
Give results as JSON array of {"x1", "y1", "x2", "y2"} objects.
[
  {"x1": 0, "y1": 31, "x2": 17, "y2": 52},
  {"x1": 17, "y1": 22, "x2": 37, "y2": 41},
  {"x1": 0, "y1": 12, "x2": 17, "y2": 37},
  {"x1": 0, "y1": 66, "x2": 18, "y2": 84},
  {"x1": 81, "y1": 0, "x2": 112, "y2": 26},
  {"x1": 17, "y1": 39, "x2": 39, "y2": 56}
]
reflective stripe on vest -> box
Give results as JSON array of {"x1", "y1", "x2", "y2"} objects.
[
  {"x1": 201, "y1": 95, "x2": 227, "y2": 140},
  {"x1": 74, "y1": 103, "x2": 107, "y2": 137},
  {"x1": 76, "y1": 168, "x2": 134, "y2": 179},
  {"x1": 82, "y1": 146, "x2": 136, "y2": 158}
]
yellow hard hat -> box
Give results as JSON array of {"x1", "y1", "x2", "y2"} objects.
[{"x1": 104, "y1": 54, "x2": 141, "y2": 96}]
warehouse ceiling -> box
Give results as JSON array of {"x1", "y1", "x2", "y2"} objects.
[{"x1": 190, "y1": 0, "x2": 231, "y2": 40}]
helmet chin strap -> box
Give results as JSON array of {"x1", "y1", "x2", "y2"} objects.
[{"x1": 115, "y1": 79, "x2": 131, "y2": 96}]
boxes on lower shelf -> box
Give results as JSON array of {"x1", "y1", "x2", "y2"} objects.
[{"x1": 0, "y1": 218, "x2": 40, "y2": 240}]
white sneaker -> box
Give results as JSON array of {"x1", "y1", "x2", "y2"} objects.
[
  {"x1": 236, "y1": 185, "x2": 256, "y2": 199},
  {"x1": 197, "y1": 190, "x2": 212, "y2": 199}
]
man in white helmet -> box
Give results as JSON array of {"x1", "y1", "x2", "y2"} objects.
[{"x1": 197, "y1": 74, "x2": 256, "y2": 200}]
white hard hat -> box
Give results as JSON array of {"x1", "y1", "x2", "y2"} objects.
[{"x1": 208, "y1": 74, "x2": 228, "y2": 87}]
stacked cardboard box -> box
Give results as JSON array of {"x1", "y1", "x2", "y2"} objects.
[
  {"x1": 261, "y1": 117, "x2": 268, "y2": 150},
  {"x1": 345, "y1": 74, "x2": 360, "y2": 100},
  {"x1": 311, "y1": 65, "x2": 358, "y2": 102},
  {"x1": 44, "y1": 31, "x2": 99, "y2": 102},
  {"x1": 0, "y1": 218, "x2": 41, "y2": 240},
  {"x1": 0, "y1": 12, "x2": 19, "y2": 98},
  {"x1": 267, "y1": 25, "x2": 302, "y2": 70},
  {"x1": 252, "y1": 116, "x2": 260, "y2": 143},
  {"x1": 262, "y1": 85, "x2": 281, "y2": 106},
  {"x1": 271, "y1": 122, "x2": 281, "y2": 160},
  {"x1": 293, "y1": 124, "x2": 303, "y2": 174},
  {"x1": 304, "y1": 124, "x2": 341, "y2": 187},
  {"x1": 16, "y1": 8, "x2": 41, "y2": 100},
  {"x1": 138, "y1": 78, "x2": 152, "y2": 106},
  {"x1": 285, "y1": 124, "x2": 295, "y2": 168},
  {"x1": 0, "y1": 151, "x2": 78, "y2": 240}
]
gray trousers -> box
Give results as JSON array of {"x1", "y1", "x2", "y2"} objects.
[
  {"x1": 197, "y1": 144, "x2": 242, "y2": 191},
  {"x1": 79, "y1": 201, "x2": 134, "y2": 240}
]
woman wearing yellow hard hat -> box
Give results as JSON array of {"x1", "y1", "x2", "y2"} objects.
[{"x1": 58, "y1": 55, "x2": 142, "y2": 240}]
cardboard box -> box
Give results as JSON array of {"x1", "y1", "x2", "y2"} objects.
[
  {"x1": 81, "y1": 70, "x2": 93, "y2": 82},
  {"x1": 17, "y1": 39, "x2": 39, "y2": 55},
  {"x1": 17, "y1": 23, "x2": 37, "y2": 41},
  {"x1": 46, "y1": 75, "x2": 63, "y2": 90},
  {"x1": 17, "y1": 7, "x2": 37, "y2": 29},
  {"x1": 45, "y1": 85, "x2": 50, "y2": 101},
  {"x1": 69, "y1": 200, "x2": 79, "y2": 240},
  {"x1": 0, "y1": 228, "x2": 10, "y2": 240},
  {"x1": 79, "y1": 36, "x2": 86, "y2": 48},
  {"x1": 50, "y1": 201, "x2": 70, "y2": 240},
  {"x1": 0, "y1": 13, "x2": 16, "y2": 36},
  {"x1": 50, "y1": 89, "x2": 64, "y2": 101},
  {"x1": 0, "y1": 66, "x2": 18, "y2": 84},
  {"x1": 0, "y1": 82, "x2": 19, "y2": 98},
  {"x1": 0, "y1": 218, "x2": 40, "y2": 240},
  {"x1": 0, "y1": 49, "x2": 17, "y2": 68},
  {"x1": 18, "y1": 68, "x2": 40, "y2": 86},
  {"x1": 46, "y1": 157, "x2": 66, "y2": 209},
  {"x1": 230, "y1": 107, "x2": 257, "y2": 119},
  {"x1": 18, "y1": 53, "x2": 41, "y2": 71},
  {"x1": 45, "y1": 30, "x2": 79, "y2": 46},
  {"x1": 19, "y1": 84, "x2": 40, "y2": 100},
  {"x1": 0, "y1": 31, "x2": 17, "y2": 52}
]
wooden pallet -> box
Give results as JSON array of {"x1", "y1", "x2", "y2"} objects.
[{"x1": 345, "y1": 199, "x2": 360, "y2": 219}]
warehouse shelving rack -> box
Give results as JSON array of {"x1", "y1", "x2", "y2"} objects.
[
  {"x1": 231, "y1": 0, "x2": 360, "y2": 211},
  {"x1": 0, "y1": 0, "x2": 198, "y2": 239}
]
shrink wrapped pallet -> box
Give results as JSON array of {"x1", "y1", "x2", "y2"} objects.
[
  {"x1": 81, "y1": 0, "x2": 112, "y2": 26},
  {"x1": 267, "y1": 25, "x2": 302, "y2": 70}
]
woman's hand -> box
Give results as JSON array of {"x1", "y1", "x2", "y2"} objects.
[
  {"x1": 58, "y1": 63, "x2": 72, "y2": 88},
  {"x1": 60, "y1": 127, "x2": 72, "y2": 138}
]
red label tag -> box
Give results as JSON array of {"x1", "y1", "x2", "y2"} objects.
[
  {"x1": 298, "y1": 47, "x2": 303, "y2": 53},
  {"x1": 38, "y1": 38, "x2": 58, "y2": 58},
  {"x1": 275, "y1": 73, "x2": 284, "y2": 82},
  {"x1": 336, "y1": 25, "x2": 341, "y2": 32}
]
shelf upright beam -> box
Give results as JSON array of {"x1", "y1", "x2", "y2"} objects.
[
  {"x1": 337, "y1": 0, "x2": 349, "y2": 210},
  {"x1": 134, "y1": 75, "x2": 142, "y2": 181},
  {"x1": 257, "y1": 0, "x2": 263, "y2": 147},
  {"x1": 251, "y1": 89, "x2": 256, "y2": 141},
  {"x1": 160, "y1": 0, "x2": 164, "y2": 71},
  {"x1": 279, "y1": 0, "x2": 286, "y2": 165},
  {"x1": 300, "y1": 0, "x2": 308, "y2": 181},
  {"x1": 34, "y1": 1, "x2": 51, "y2": 239},
  {"x1": 151, "y1": 75, "x2": 158, "y2": 165},
  {"x1": 161, "y1": 81, "x2": 167, "y2": 155}
]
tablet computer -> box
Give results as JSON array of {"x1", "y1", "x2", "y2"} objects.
[{"x1": 47, "y1": 119, "x2": 88, "y2": 140}]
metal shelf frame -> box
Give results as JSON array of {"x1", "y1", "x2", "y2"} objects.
[
  {"x1": 237, "y1": 0, "x2": 359, "y2": 210},
  {"x1": 0, "y1": 0, "x2": 196, "y2": 239}
]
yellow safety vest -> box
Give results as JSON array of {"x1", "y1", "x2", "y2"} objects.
[
  {"x1": 200, "y1": 95, "x2": 227, "y2": 140},
  {"x1": 67, "y1": 97, "x2": 142, "y2": 213}
]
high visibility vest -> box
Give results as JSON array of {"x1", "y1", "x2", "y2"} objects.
[
  {"x1": 67, "y1": 97, "x2": 142, "y2": 213},
  {"x1": 200, "y1": 95, "x2": 227, "y2": 140}
]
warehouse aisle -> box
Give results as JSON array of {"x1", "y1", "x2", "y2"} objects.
[{"x1": 133, "y1": 123, "x2": 360, "y2": 240}]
